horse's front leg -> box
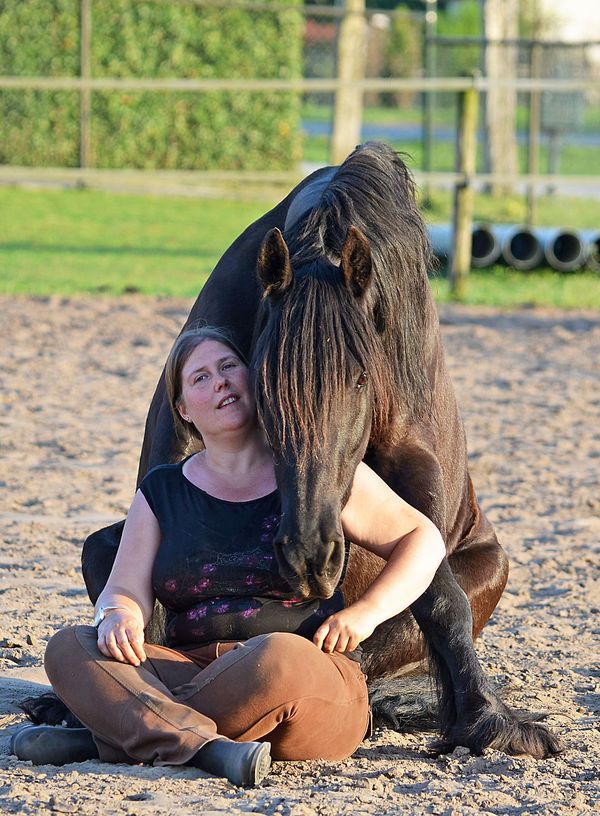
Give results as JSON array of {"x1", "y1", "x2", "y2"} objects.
[
  {"x1": 368, "y1": 444, "x2": 561, "y2": 757},
  {"x1": 410, "y1": 559, "x2": 562, "y2": 758}
]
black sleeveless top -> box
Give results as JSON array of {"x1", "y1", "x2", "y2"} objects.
[{"x1": 139, "y1": 460, "x2": 349, "y2": 650}]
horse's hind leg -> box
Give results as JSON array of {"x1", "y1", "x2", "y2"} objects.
[
  {"x1": 19, "y1": 692, "x2": 84, "y2": 729},
  {"x1": 81, "y1": 519, "x2": 125, "y2": 604},
  {"x1": 449, "y1": 513, "x2": 509, "y2": 641}
]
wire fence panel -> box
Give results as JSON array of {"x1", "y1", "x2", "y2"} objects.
[{"x1": 0, "y1": 1, "x2": 598, "y2": 194}]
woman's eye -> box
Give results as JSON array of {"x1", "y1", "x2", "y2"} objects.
[
  {"x1": 195, "y1": 373, "x2": 208, "y2": 383},
  {"x1": 356, "y1": 371, "x2": 368, "y2": 389}
]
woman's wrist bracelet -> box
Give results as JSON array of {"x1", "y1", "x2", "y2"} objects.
[{"x1": 93, "y1": 605, "x2": 131, "y2": 628}]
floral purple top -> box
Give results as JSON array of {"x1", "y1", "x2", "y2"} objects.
[{"x1": 138, "y1": 460, "x2": 347, "y2": 649}]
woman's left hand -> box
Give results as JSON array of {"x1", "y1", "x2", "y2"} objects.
[{"x1": 313, "y1": 604, "x2": 377, "y2": 654}]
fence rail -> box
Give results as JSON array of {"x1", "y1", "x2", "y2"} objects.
[
  {"x1": 1, "y1": 164, "x2": 598, "y2": 194},
  {"x1": 1, "y1": 76, "x2": 598, "y2": 92},
  {"x1": 1, "y1": 73, "x2": 597, "y2": 195}
]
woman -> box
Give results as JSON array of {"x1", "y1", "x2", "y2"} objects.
[{"x1": 11, "y1": 327, "x2": 445, "y2": 786}]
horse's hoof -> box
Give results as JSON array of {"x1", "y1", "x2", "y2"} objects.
[
  {"x1": 368, "y1": 675, "x2": 438, "y2": 733},
  {"x1": 441, "y1": 711, "x2": 563, "y2": 759}
]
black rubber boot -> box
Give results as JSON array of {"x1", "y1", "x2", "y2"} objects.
[
  {"x1": 192, "y1": 738, "x2": 272, "y2": 787},
  {"x1": 10, "y1": 725, "x2": 99, "y2": 766}
]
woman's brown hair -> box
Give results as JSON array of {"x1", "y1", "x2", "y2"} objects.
[{"x1": 165, "y1": 326, "x2": 248, "y2": 447}]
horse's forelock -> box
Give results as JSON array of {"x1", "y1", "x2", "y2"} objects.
[{"x1": 252, "y1": 272, "x2": 396, "y2": 470}]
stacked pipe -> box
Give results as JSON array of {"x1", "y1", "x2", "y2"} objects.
[{"x1": 427, "y1": 224, "x2": 600, "y2": 273}]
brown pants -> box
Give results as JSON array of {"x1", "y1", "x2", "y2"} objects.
[{"x1": 44, "y1": 626, "x2": 370, "y2": 765}]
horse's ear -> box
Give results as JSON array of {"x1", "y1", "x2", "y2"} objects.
[
  {"x1": 340, "y1": 226, "x2": 372, "y2": 299},
  {"x1": 257, "y1": 228, "x2": 293, "y2": 295}
]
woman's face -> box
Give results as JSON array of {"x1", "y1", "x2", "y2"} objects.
[{"x1": 177, "y1": 340, "x2": 256, "y2": 439}]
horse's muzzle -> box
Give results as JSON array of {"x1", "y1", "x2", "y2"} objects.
[{"x1": 273, "y1": 535, "x2": 345, "y2": 600}]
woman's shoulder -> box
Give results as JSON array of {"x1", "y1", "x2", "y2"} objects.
[
  {"x1": 137, "y1": 460, "x2": 188, "y2": 518},
  {"x1": 138, "y1": 460, "x2": 186, "y2": 494}
]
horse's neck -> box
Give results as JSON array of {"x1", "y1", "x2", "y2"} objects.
[{"x1": 283, "y1": 167, "x2": 337, "y2": 234}]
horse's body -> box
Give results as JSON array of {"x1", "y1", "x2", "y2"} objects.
[
  {"x1": 132, "y1": 145, "x2": 504, "y2": 678},
  {"x1": 28, "y1": 143, "x2": 559, "y2": 758}
]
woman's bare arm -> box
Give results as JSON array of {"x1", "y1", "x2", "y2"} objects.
[
  {"x1": 94, "y1": 490, "x2": 161, "y2": 665},
  {"x1": 313, "y1": 461, "x2": 446, "y2": 654}
]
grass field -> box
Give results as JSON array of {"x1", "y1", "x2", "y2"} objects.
[
  {"x1": 302, "y1": 132, "x2": 599, "y2": 176},
  {"x1": 0, "y1": 188, "x2": 268, "y2": 298},
  {"x1": 1, "y1": 186, "x2": 599, "y2": 308},
  {"x1": 422, "y1": 188, "x2": 600, "y2": 229},
  {"x1": 302, "y1": 102, "x2": 600, "y2": 133},
  {"x1": 301, "y1": 102, "x2": 600, "y2": 173}
]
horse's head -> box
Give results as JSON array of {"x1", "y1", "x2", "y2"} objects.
[{"x1": 252, "y1": 226, "x2": 394, "y2": 599}]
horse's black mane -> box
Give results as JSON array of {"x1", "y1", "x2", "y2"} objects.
[
  {"x1": 254, "y1": 260, "x2": 392, "y2": 466},
  {"x1": 253, "y1": 142, "x2": 435, "y2": 465}
]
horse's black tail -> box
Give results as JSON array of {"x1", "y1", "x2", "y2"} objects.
[
  {"x1": 368, "y1": 672, "x2": 438, "y2": 733},
  {"x1": 19, "y1": 692, "x2": 83, "y2": 729}
]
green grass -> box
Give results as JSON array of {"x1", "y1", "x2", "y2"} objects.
[
  {"x1": 0, "y1": 187, "x2": 271, "y2": 297},
  {"x1": 431, "y1": 267, "x2": 600, "y2": 309},
  {"x1": 421, "y1": 189, "x2": 600, "y2": 229},
  {"x1": 1, "y1": 186, "x2": 599, "y2": 308},
  {"x1": 302, "y1": 133, "x2": 599, "y2": 177},
  {"x1": 302, "y1": 101, "x2": 600, "y2": 133}
]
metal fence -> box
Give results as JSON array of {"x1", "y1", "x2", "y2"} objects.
[{"x1": 0, "y1": 0, "x2": 599, "y2": 204}]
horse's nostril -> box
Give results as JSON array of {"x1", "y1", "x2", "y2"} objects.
[
  {"x1": 317, "y1": 562, "x2": 336, "y2": 580},
  {"x1": 313, "y1": 542, "x2": 344, "y2": 581}
]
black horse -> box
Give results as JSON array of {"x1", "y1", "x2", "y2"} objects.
[{"x1": 25, "y1": 143, "x2": 560, "y2": 758}]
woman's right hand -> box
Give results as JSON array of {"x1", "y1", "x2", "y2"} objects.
[{"x1": 96, "y1": 608, "x2": 147, "y2": 666}]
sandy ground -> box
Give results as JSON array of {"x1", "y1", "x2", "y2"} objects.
[{"x1": 0, "y1": 294, "x2": 599, "y2": 816}]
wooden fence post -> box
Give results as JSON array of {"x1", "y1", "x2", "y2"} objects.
[
  {"x1": 331, "y1": 0, "x2": 367, "y2": 166},
  {"x1": 527, "y1": 41, "x2": 542, "y2": 225},
  {"x1": 450, "y1": 79, "x2": 479, "y2": 299},
  {"x1": 80, "y1": 0, "x2": 92, "y2": 168}
]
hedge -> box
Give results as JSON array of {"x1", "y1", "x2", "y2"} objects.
[{"x1": 0, "y1": 0, "x2": 303, "y2": 170}]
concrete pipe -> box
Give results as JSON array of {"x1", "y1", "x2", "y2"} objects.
[
  {"x1": 537, "y1": 228, "x2": 588, "y2": 273},
  {"x1": 427, "y1": 224, "x2": 453, "y2": 261},
  {"x1": 428, "y1": 223, "x2": 502, "y2": 268},
  {"x1": 581, "y1": 230, "x2": 600, "y2": 273},
  {"x1": 471, "y1": 224, "x2": 502, "y2": 268},
  {"x1": 493, "y1": 225, "x2": 544, "y2": 271}
]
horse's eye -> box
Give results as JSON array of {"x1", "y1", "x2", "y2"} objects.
[{"x1": 356, "y1": 371, "x2": 368, "y2": 389}]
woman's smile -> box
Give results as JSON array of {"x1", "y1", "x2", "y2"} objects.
[{"x1": 217, "y1": 394, "x2": 240, "y2": 409}]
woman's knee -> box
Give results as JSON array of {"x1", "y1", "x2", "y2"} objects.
[
  {"x1": 244, "y1": 632, "x2": 328, "y2": 695},
  {"x1": 248, "y1": 635, "x2": 369, "y2": 761},
  {"x1": 44, "y1": 625, "x2": 96, "y2": 682},
  {"x1": 250, "y1": 631, "x2": 314, "y2": 659}
]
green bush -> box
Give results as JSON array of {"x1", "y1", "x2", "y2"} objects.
[
  {"x1": 385, "y1": 6, "x2": 422, "y2": 108},
  {"x1": 437, "y1": 0, "x2": 482, "y2": 77},
  {"x1": 0, "y1": 0, "x2": 302, "y2": 170}
]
